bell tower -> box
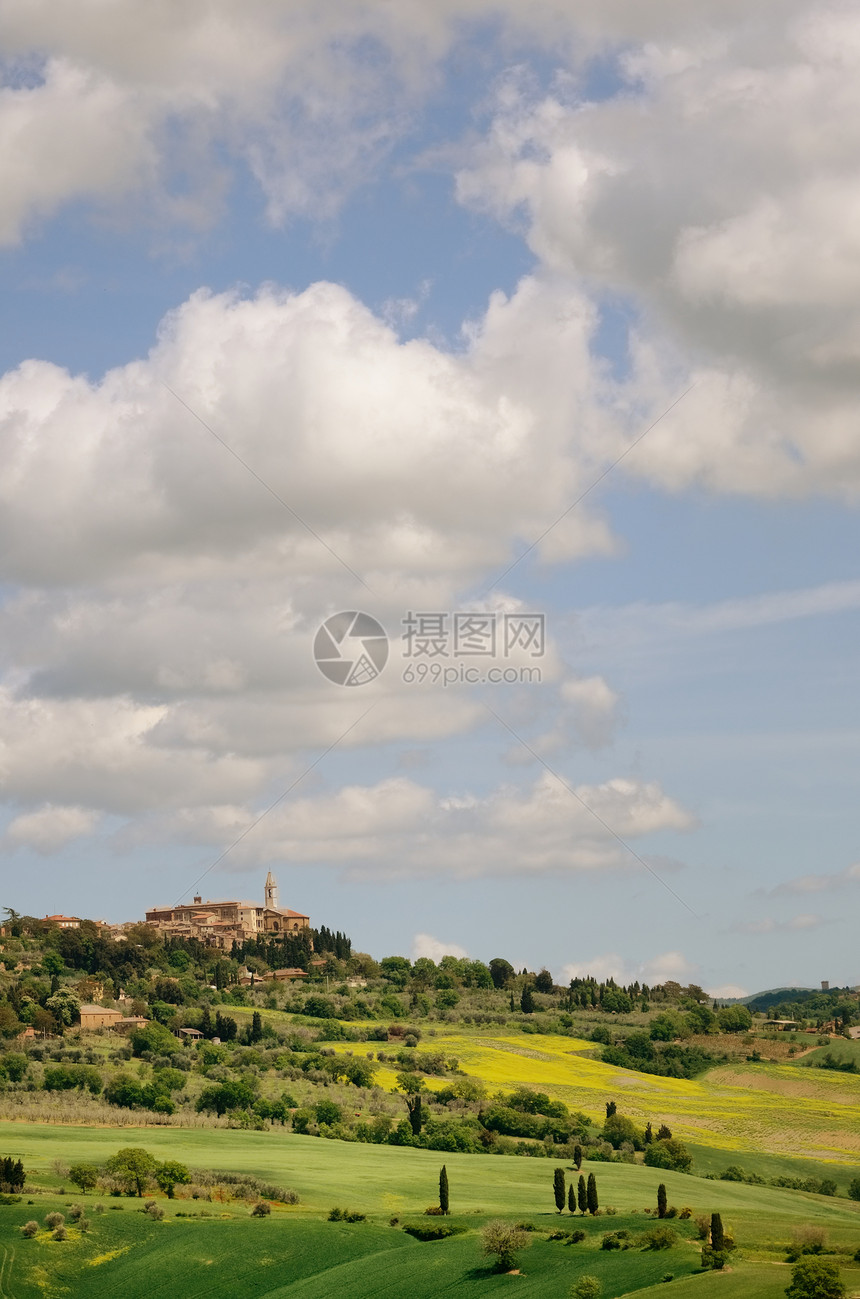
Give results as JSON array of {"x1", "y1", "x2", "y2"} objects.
[{"x1": 264, "y1": 870, "x2": 279, "y2": 910}]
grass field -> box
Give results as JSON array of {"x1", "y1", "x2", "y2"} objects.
[{"x1": 2, "y1": 1122, "x2": 860, "y2": 1297}]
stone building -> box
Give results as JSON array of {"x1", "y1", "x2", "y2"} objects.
[{"x1": 145, "y1": 872, "x2": 309, "y2": 949}]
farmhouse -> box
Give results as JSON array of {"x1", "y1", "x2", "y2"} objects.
[
  {"x1": 145, "y1": 871, "x2": 309, "y2": 949},
  {"x1": 79, "y1": 1004, "x2": 124, "y2": 1030}
]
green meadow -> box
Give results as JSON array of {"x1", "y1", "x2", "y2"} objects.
[{"x1": 2, "y1": 1122, "x2": 860, "y2": 1297}]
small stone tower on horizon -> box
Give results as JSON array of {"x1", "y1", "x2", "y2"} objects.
[{"x1": 264, "y1": 870, "x2": 279, "y2": 910}]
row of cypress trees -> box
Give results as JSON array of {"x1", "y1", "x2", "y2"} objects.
[{"x1": 554, "y1": 1167, "x2": 598, "y2": 1214}]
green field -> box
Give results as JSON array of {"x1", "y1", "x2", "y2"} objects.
[{"x1": 2, "y1": 1122, "x2": 860, "y2": 1297}]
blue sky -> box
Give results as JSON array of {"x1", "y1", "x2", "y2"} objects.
[{"x1": 1, "y1": 1, "x2": 858, "y2": 995}]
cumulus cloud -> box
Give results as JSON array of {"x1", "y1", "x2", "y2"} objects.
[
  {"x1": 708, "y1": 983, "x2": 749, "y2": 1000},
  {"x1": 131, "y1": 770, "x2": 692, "y2": 880},
  {"x1": 0, "y1": 0, "x2": 770, "y2": 243},
  {"x1": 456, "y1": 4, "x2": 860, "y2": 498},
  {"x1": 5, "y1": 803, "x2": 100, "y2": 853},
  {"x1": 412, "y1": 933, "x2": 469, "y2": 961}
]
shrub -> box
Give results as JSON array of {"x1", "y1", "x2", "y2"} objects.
[
  {"x1": 644, "y1": 1140, "x2": 692, "y2": 1173},
  {"x1": 661, "y1": 1274, "x2": 674, "y2": 1283},
  {"x1": 601, "y1": 1231, "x2": 624, "y2": 1250},
  {"x1": 68, "y1": 1204, "x2": 83, "y2": 1222},
  {"x1": 570, "y1": 1276, "x2": 602, "y2": 1299},
  {"x1": 788, "y1": 1226, "x2": 827, "y2": 1261},
  {"x1": 402, "y1": 1222, "x2": 467, "y2": 1241},
  {"x1": 52, "y1": 1225, "x2": 68, "y2": 1241},
  {"x1": 251, "y1": 1201, "x2": 271, "y2": 1217},
  {"x1": 45, "y1": 1212, "x2": 65, "y2": 1229},
  {"x1": 641, "y1": 1227, "x2": 678, "y2": 1250},
  {"x1": 79, "y1": 1218, "x2": 91, "y2": 1233},
  {"x1": 143, "y1": 1201, "x2": 164, "y2": 1220},
  {"x1": 20, "y1": 1220, "x2": 39, "y2": 1238}
]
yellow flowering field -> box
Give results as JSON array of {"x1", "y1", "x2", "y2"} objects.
[{"x1": 332, "y1": 1028, "x2": 860, "y2": 1161}]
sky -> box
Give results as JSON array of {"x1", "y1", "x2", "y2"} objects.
[{"x1": 1, "y1": 1, "x2": 859, "y2": 997}]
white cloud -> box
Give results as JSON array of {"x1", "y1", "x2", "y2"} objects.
[
  {"x1": 133, "y1": 770, "x2": 692, "y2": 880},
  {"x1": 770, "y1": 862, "x2": 860, "y2": 896},
  {"x1": 4, "y1": 803, "x2": 100, "y2": 852},
  {"x1": 0, "y1": 0, "x2": 776, "y2": 243},
  {"x1": 456, "y1": 6, "x2": 860, "y2": 499},
  {"x1": 560, "y1": 949, "x2": 698, "y2": 986},
  {"x1": 708, "y1": 983, "x2": 749, "y2": 1000},
  {"x1": 411, "y1": 933, "x2": 469, "y2": 961},
  {"x1": 734, "y1": 914, "x2": 825, "y2": 935}
]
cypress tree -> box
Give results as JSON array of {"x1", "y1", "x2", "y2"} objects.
[
  {"x1": 439, "y1": 1165, "x2": 449, "y2": 1215},
  {"x1": 586, "y1": 1172, "x2": 598, "y2": 1215},
  {"x1": 568, "y1": 1184, "x2": 576, "y2": 1213},
  {"x1": 521, "y1": 984, "x2": 536, "y2": 1014},
  {"x1": 577, "y1": 1174, "x2": 587, "y2": 1215},
  {"x1": 710, "y1": 1213, "x2": 724, "y2": 1251},
  {"x1": 657, "y1": 1183, "x2": 667, "y2": 1219},
  {"x1": 605, "y1": 1100, "x2": 616, "y2": 1118},
  {"x1": 573, "y1": 1143, "x2": 583, "y2": 1171},
  {"x1": 553, "y1": 1167, "x2": 566, "y2": 1213},
  {"x1": 644, "y1": 1121, "x2": 653, "y2": 1144}
]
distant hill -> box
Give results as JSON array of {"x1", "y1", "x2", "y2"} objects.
[{"x1": 745, "y1": 986, "x2": 855, "y2": 1013}]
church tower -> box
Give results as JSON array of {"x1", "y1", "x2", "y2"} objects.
[{"x1": 264, "y1": 870, "x2": 279, "y2": 910}]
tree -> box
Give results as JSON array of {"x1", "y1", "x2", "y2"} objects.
[
  {"x1": 106, "y1": 1148, "x2": 156, "y2": 1197},
  {"x1": 535, "y1": 969, "x2": 554, "y2": 993},
  {"x1": 785, "y1": 1257, "x2": 846, "y2": 1299},
  {"x1": 644, "y1": 1122, "x2": 653, "y2": 1144},
  {"x1": 644, "y1": 1139, "x2": 691, "y2": 1173},
  {"x1": 520, "y1": 984, "x2": 536, "y2": 1014},
  {"x1": 250, "y1": 1011, "x2": 263, "y2": 1042},
  {"x1": 489, "y1": 959, "x2": 515, "y2": 989},
  {"x1": 315, "y1": 1099, "x2": 342, "y2": 1127},
  {"x1": 573, "y1": 1143, "x2": 583, "y2": 1171},
  {"x1": 45, "y1": 989, "x2": 80, "y2": 1028},
  {"x1": 605, "y1": 1100, "x2": 617, "y2": 1118},
  {"x1": 68, "y1": 1163, "x2": 99, "y2": 1194},
  {"x1": 577, "y1": 1174, "x2": 587, "y2": 1214},
  {"x1": 718, "y1": 1005, "x2": 753, "y2": 1033},
  {"x1": 848, "y1": 1177, "x2": 860, "y2": 1202},
  {"x1": 481, "y1": 1220, "x2": 530, "y2": 1272},
  {"x1": 396, "y1": 1072, "x2": 425, "y2": 1137},
  {"x1": 603, "y1": 1114, "x2": 644, "y2": 1150},
  {"x1": 130, "y1": 1020, "x2": 176, "y2": 1057},
  {"x1": 586, "y1": 1172, "x2": 599, "y2": 1215},
  {"x1": 155, "y1": 1161, "x2": 190, "y2": 1199},
  {"x1": 380, "y1": 956, "x2": 412, "y2": 988},
  {"x1": 568, "y1": 1184, "x2": 576, "y2": 1213},
  {"x1": 554, "y1": 1167, "x2": 566, "y2": 1213},
  {"x1": 710, "y1": 1213, "x2": 725, "y2": 1251},
  {"x1": 657, "y1": 1124, "x2": 673, "y2": 1140},
  {"x1": 657, "y1": 1184, "x2": 667, "y2": 1219},
  {"x1": 439, "y1": 1165, "x2": 449, "y2": 1215},
  {"x1": 196, "y1": 1079, "x2": 257, "y2": 1115}
]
